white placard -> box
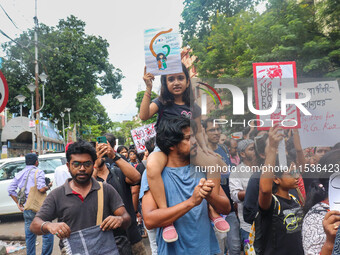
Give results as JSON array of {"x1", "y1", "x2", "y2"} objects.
[
  {"x1": 131, "y1": 123, "x2": 156, "y2": 153},
  {"x1": 144, "y1": 28, "x2": 182, "y2": 76},
  {"x1": 299, "y1": 81, "x2": 340, "y2": 148}
]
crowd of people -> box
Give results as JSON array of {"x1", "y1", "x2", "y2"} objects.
[{"x1": 7, "y1": 63, "x2": 340, "y2": 255}]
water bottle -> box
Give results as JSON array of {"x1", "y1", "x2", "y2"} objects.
[{"x1": 244, "y1": 239, "x2": 256, "y2": 255}]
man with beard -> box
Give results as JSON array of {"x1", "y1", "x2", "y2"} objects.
[
  {"x1": 94, "y1": 135, "x2": 145, "y2": 255},
  {"x1": 140, "y1": 116, "x2": 230, "y2": 254},
  {"x1": 30, "y1": 140, "x2": 131, "y2": 254},
  {"x1": 229, "y1": 139, "x2": 257, "y2": 246}
]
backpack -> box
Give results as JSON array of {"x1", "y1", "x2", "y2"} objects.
[
  {"x1": 17, "y1": 167, "x2": 35, "y2": 206},
  {"x1": 250, "y1": 194, "x2": 300, "y2": 255}
]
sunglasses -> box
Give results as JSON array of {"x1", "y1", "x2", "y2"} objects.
[{"x1": 71, "y1": 161, "x2": 93, "y2": 170}]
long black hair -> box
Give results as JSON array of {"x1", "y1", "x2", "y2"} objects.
[
  {"x1": 303, "y1": 149, "x2": 340, "y2": 215},
  {"x1": 158, "y1": 63, "x2": 194, "y2": 107}
]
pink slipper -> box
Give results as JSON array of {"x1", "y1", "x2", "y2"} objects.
[
  {"x1": 162, "y1": 224, "x2": 178, "y2": 243},
  {"x1": 211, "y1": 216, "x2": 230, "y2": 233}
]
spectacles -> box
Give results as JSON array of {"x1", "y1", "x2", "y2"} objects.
[
  {"x1": 207, "y1": 127, "x2": 221, "y2": 133},
  {"x1": 71, "y1": 161, "x2": 93, "y2": 169}
]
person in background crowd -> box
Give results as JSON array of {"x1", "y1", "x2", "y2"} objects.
[
  {"x1": 54, "y1": 142, "x2": 72, "y2": 187},
  {"x1": 302, "y1": 149, "x2": 340, "y2": 255},
  {"x1": 225, "y1": 138, "x2": 240, "y2": 166},
  {"x1": 98, "y1": 133, "x2": 147, "y2": 255},
  {"x1": 128, "y1": 149, "x2": 139, "y2": 168},
  {"x1": 117, "y1": 145, "x2": 129, "y2": 160},
  {"x1": 140, "y1": 116, "x2": 230, "y2": 254},
  {"x1": 8, "y1": 153, "x2": 54, "y2": 255},
  {"x1": 314, "y1": 147, "x2": 331, "y2": 164},
  {"x1": 203, "y1": 118, "x2": 239, "y2": 255},
  {"x1": 30, "y1": 140, "x2": 131, "y2": 254},
  {"x1": 229, "y1": 139, "x2": 257, "y2": 246},
  {"x1": 219, "y1": 134, "x2": 227, "y2": 145}
]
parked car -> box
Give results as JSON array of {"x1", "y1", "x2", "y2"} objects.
[{"x1": 0, "y1": 153, "x2": 66, "y2": 215}]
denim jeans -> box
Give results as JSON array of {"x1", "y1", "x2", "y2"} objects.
[
  {"x1": 23, "y1": 210, "x2": 54, "y2": 255},
  {"x1": 240, "y1": 228, "x2": 250, "y2": 248},
  {"x1": 225, "y1": 212, "x2": 241, "y2": 255}
]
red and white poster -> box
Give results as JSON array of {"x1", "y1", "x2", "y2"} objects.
[
  {"x1": 253, "y1": 62, "x2": 300, "y2": 130},
  {"x1": 131, "y1": 123, "x2": 156, "y2": 153}
]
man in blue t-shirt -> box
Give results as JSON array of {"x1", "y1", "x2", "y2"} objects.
[
  {"x1": 140, "y1": 116, "x2": 230, "y2": 255},
  {"x1": 203, "y1": 118, "x2": 241, "y2": 255}
]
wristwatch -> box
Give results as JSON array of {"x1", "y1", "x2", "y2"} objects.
[{"x1": 112, "y1": 153, "x2": 122, "y2": 162}]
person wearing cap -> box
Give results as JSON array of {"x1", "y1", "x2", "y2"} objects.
[
  {"x1": 7, "y1": 153, "x2": 54, "y2": 255},
  {"x1": 229, "y1": 139, "x2": 257, "y2": 247}
]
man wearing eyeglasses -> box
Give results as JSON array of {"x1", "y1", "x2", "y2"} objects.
[
  {"x1": 202, "y1": 118, "x2": 241, "y2": 255},
  {"x1": 30, "y1": 140, "x2": 131, "y2": 254}
]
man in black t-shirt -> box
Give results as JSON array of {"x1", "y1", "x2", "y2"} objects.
[{"x1": 101, "y1": 133, "x2": 147, "y2": 255}]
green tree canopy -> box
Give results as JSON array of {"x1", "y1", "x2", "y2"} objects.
[
  {"x1": 135, "y1": 90, "x2": 158, "y2": 124},
  {"x1": 1, "y1": 15, "x2": 123, "y2": 133},
  {"x1": 185, "y1": 0, "x2": 339, "y2": 78}
]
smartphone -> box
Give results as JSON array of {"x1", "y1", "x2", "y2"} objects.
[{"x1": 96, "y1": 136, "x2": 107, "y2": 144}]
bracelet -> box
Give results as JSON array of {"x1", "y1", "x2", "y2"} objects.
[
  {"x1": 40, "y1": 221, "x2": 50, "y2": 234},
  {"x1": 144, "y1": 91, "x2": 151, "y2": 97}
]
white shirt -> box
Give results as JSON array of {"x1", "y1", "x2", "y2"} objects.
[
  {"x1": 229, "y1": 163, "x2": 253, "y2": 233},
  {"x1": 54, "y1": 164, "x2": 71, "y2": 187}
]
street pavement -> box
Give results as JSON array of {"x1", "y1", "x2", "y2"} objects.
[{"x1": 0, "y1": 214, "x2": 151, "y2": 255}]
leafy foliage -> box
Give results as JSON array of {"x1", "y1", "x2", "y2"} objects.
[
  {"x1": 1, "y1": 15, "x2": 123, "y2": 135},
  {"x1": 135, "y1": 90, "x2": 158, "y2": 124}
]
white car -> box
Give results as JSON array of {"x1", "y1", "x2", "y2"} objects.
[{"x1": 0, "y1": 153, "x2": 66, "y2": 215}]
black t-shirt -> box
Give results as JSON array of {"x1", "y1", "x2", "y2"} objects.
[
  {"x1": 243, "y1": 171, "x2": 300, "y2": 225},
  {"x1": 97, "y1": 166, "x2": 142, "y2": 245},
  {"x1": 153, "y1": 98, "x2": 201, "y2": 127},
  {"x1": 135, "y1": 162, "x2": 146, "y2": 186},
  {"x1": 254, "y1": 195, "x2": 303, "y2": 255}
]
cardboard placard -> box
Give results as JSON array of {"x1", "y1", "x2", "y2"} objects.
[
  {"x1": 131, "y1": 123, "x2": 156, "y2": 153},
  {"x1": 144, "y1": 28, "x2": 182, "y2": 76},
  {"x1": 253, "y1": 62, "x2": 299, "y2": 130}
]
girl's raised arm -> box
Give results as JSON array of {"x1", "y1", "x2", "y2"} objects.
[{"x1": 139, "y1": 67, "x2": 159, "y2": 120}]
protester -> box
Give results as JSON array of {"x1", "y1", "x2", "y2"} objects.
[
  {"x1": 219, "y1": 133, "x2": 227, "y2": 145},
  {"x1": 302, "y1": 149, "x2": 340, "y2": 255},
  {"x1": 229, "y1": 139, "x2": 257, "y2": 246},
  {"x1": 30, "y1": 140, "x2": 131, "y2": 254},
  {"x1": 128, "y1": 149, "x2": 139, "y2": 168},
  {"x1": 96, "y1": 133, "x2": 147, "y2": 255},
  {"x1": 54, "y1": 142, "x2": 72, "y2": 187},
  {"x1": 225, "y1": 138, "x2": 240, "y2": 166},
  {"x1": 117, "y1": 145, "x2": 129, "y2": 159},
  {"x1": 8, "y1": 153, "x2": 53, "y2": 255},
  {"x1": 255, "y1": 125, "x2": 303, "y2": 255},
  {"x1": 202, "y1": 118, "x2": 239, "y2": 255},
  {"x1": 140, "y1": 116, "x2": 230, "y2": 254},
  {"x1": 139, "y1": 63, "x2": 226, "y2": 242}
]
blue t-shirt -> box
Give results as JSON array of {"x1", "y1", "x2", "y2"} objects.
[{"x1": 139, "y1": 165, "x2": 220, "y2": 255}]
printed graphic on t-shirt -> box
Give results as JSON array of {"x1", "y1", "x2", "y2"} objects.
[
  {"x1": 282, "y1": 208, "x2": 302, "y2": 234},
  {"x1": 181, "y1": 110, "x2": 192, "y2": 119}
]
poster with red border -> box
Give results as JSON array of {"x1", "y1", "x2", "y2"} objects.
[
  {"x1": 253, "y1": 61, "x2": 300, "y2": 130},
  {"x1": 0, "y1": 71, "x2": 9, "y2": 113}
]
